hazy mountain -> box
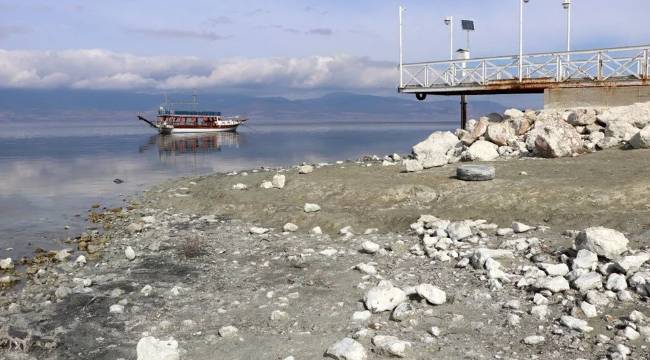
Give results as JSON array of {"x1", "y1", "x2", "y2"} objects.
[{"x1": 0, "y1": 89, "x2": 510, "y2": 122}]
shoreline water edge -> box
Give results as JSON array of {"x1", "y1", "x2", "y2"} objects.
[{"x1": 2, "y1": 102, "x2": 650, "y2": 359}]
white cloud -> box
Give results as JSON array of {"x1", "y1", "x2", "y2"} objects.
[{"x1": 0, "y1": 49, "x2": 396, "y2": 92}]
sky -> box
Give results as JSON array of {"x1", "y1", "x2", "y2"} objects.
[{"x1": 0, "y1": 0, "x2": 649, "y2": 96}]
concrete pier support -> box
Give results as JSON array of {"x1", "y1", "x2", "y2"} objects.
[{"x1": 544, "y1": 85, "x2": 650, "y2": 109}]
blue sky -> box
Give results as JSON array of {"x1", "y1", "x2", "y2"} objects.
[{"x1": 0, "y1": 0, "x2": 648, "y2": 95}]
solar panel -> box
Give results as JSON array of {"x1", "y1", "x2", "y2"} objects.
[{"x1": 461, "y1": 20, "x2": 475, "y2": 31}]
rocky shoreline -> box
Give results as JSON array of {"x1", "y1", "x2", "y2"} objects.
[{"x1": 2, "y1": 104, "x2": 650, "y2": 359}]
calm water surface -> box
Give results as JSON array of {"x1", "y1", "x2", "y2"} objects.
[{"x1": 0, "y1": 112, "x2": 454, "y2": 257}]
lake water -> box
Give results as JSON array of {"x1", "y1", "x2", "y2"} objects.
[{"x1": 0, "y1": 112, "x2": 455, "y2": 257}]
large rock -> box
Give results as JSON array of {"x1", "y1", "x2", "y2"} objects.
[
  {"x1": 272, "y1": 174, "x2": 286, "y2": 189},
  {"x1": 525, "y1": 117, "x2": 583, "y2": 158},
  {"x1": 575, "y1": 227, "x2": 629, "y2": 260},
  {"x1": 504, "y1": 108, "x2": 524, "y2": 119},
  {"x1": 467, "y1": 140, "x2": 499, "y2": 161},
  {"x1": 325, "y1": 338, "x2": 367, "y2": 360},
  {"x1": 598, "y1": 102, "x2": 650, "y2": 129},
  {"x1": 568, "y1": 109, "x2": 597, "y2": 126},
  {"x1": 137, "y1": 337, "x2": 180, "y2": 360},
  {"x1": 486, "y1": 122, "x2": 515, "y2": 146},
  {"x1": 629, "y1": 126, "x2": 650, "y2": 149},
  {"x1": 460, "y1": 117, "x2": 489, "y2": 145},
  {"x1": 605, "y1": 121, "x2": 639, "y2": 141},
  {"x1": 412, "y1": 131, "x2": 461, "y2": 168},
  {"x1": 364, "y1": 281, "x2": 407, "y2": 313},
  {"x1": 511, "y1": 117, "x2": 532, "y2": 135},
  {"x1": 402, "y1": 159, "x2": 424, "y2": 173},
  {"x1": 457, "y1": 165, "x2": 495, "y2": 181}
]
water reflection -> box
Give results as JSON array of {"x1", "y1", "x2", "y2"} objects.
[{"x1": 139, "y1": 132, "x2": 243, "y2": 157}]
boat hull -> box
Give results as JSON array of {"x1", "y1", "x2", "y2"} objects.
[{"x1": 164, "y1": 125, "x2": 241, "y2": 134}]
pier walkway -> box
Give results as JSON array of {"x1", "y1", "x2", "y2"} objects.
[{"x1": 399, "y1": 45, "x2": 650, "y2": 97}]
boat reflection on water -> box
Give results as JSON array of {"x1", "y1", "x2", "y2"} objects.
[{"x1": 139, "y1": 132, "x2": 243, "y2": 159}]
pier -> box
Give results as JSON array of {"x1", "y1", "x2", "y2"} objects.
[{"x1": 399, "y1": 45, "x2": 650, "y2": 126}]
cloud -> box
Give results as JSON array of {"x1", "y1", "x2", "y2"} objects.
[
  {"x1": 206, "y1": 16, "x2": 233, "y2": 25},
  {"x1": 0, "y1": 49, "x2": 396, "y2": 92},
  {"x1": 130, "y1": 28, "x2": 229, "y2": 41},
  {"x1": 0, "y1": 25, "x2": 30, "y2": 39},
  {"x1": 306, "y1": 28, "x2": 333, "y2": 36}
]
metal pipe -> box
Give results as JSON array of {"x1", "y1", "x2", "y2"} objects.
[
  {"x1": 399, "y1": 6, "x2": 405, "y2": 88},
  {"x1": 519, "y1": 0, "x2": 525, "y2": 81},
  {"x1": 449, "y1": 17, "x2": 454, "y2": 60},
  {"x1": 564, "y1": 0, "x2": 572, "y2": 62}
]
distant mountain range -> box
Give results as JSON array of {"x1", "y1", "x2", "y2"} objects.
[{"x1": 0, "y1": 89, "x2": 518, "y2": 122}]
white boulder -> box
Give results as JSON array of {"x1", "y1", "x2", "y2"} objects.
[
  {"x1": 416, "y1": 284, "x2": 447, "y2": 305},
  {"x1": 0, "y1": 258, "x2": 13, "y2": 270},
  {"x1": 630, "y1": 126, "x2": 650, "y2": 149},
  {"x1": 325, "y1": 338, "x2": 367, "y2": 360},
  {"x1": 467, "y1": 140, "x2": 499, "y2": 161},
  {"x1": 364, "y1": 280, "x2": 407, "y2": 313},
  {"x1": 136, "y1": 337, "x2": 180, "y2": 360},
  {"x1": 575, "y1": 227, "x2": 629, "y2": 260},
  {"x1": 372, "y1": 335, "x2": 411, "y2": 358},
  {"x1": 272, "y1": 174, "x2": 286, "y2": 189},
  {"x1": 525, "y1": 117, "x2": 583, "y2": 158},
  {"x1": 304, "y1": 203, "x2": 321, "y2": 213},
  {"x1": 412, "y1": 131, "x2": 461, "y2": 168}
]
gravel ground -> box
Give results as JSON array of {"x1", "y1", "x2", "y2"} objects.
[{"x1": 2, "y1": 148, "x2": 650, "y2": 360}]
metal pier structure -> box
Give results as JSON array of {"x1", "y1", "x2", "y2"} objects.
[{"x1": 398, "y1": 45, "x2": 650, "y2": 127}]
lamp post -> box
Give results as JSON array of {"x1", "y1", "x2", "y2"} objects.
[
  {"x1": 519, "y1": 0, "x2": 530, "y2": 81},
  {"x1": 399, "y1": 6, "x2": 406, "y2": 87},
  {"x1": 563, "y1": 0, "x2": 572, "y2": 62},
  {"x1": 444, "y1": 16, "x2": 453, "y2": 60}
]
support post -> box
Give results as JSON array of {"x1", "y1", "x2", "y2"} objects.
[
  {"x1": 399, "y1": 6, "x2": 405, "y2": 88},
  {"x1": 460, "y1": 95, "x2": 468, "y2": 130}
]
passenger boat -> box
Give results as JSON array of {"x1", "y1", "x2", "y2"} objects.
[{"x1": 137, "y1": 95, "x2": 247, "y2": 134}]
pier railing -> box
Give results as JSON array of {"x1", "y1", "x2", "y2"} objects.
[{"x1": 399, "y1": 45, "x2": 650, "y2": 94}]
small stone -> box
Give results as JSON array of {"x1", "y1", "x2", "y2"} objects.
[
  {"x1": 351, "y1": 311, "x2": 372, "y2": 323},
  {"x1": 629, "y1": 310, "x2": 645, "y2": 323},
  {"x1": 429, "y1": 327, "x2": 441, "y2": 337},
  {"x1": 283, "y1": 223, "x2": 299, "y2": 232},
  {"x1": 617, "y1": 253, "x2": 650, "y2": 274},
  {"x1": 354, "y1": 263, "x2": 377, "y2": 275},
  {"x1": 624, "y1": 326, "x2": 641, "y2": 341},
  {"x1": 55, "y1": 286, "x2": 71, "y2": 299},
  {"x1": 304, "y1": 203, "x2": 321, "y2": 213},
  {"x1": 573, "y1": 272, "x2": 603, "y2": 292},
  {"x1": 320, "y1": 248, "x2": 337, "y2": 257},
  {"x1": 523, "y1": 335, "x2": 545, "y2": 345},
  {"x1": 0, "y1": 258, "x2": 14, "y2": 270},
  {"x1": 539, "y1": 263, "x2": 570, "y2": 277},
  {"x1": 391, "y1": 302, "x2": 415, "y2": 322},
  {"x1": 561, "y1": 315, "x2": 593, "y2": 332},
  {"x1": 364, "y1": 280, "x2": 407, "y2": 313},
  {"x1": 512, "y1": 222, "x2": 535, "y2": 233},
  {"x1": 361, "y1": 241, "x2": 380, "y2": 254},
  {"x1": 416, "y1": 284, "x2": 447, "y2": 305},
  {"x1": 537, "y1": 276, "x2": 570, "y2": 293},
  {"x1": 573, "y1": 249, "x2": 598, "y2": 270},
  {"x1": 125, "y1": 246, "x2": 136, "y2": 260},
  {"x1": 136, "y1": 336, "x2": 180, "y2": 360},
  {"x1": 141, "y1": 285, "x2": 153, "y2": 297},
  {"x1": 372, "y1": 335, "x2": 411, "y2": 358},
  {"x1": 218, "y1": 325, "x2": 239, "y2": 337},
  {"x1": 74, "y1": 255, "x2": 87, "y2": 266},
  {"x1": 109, "y1": 304, "x2": 124, "y2": 314},
  {"x1": 456, "y1": 164, "x2": 495, "y2": 181},
  {"x1": 531, "y1": 305, "x2": 549, "y2": 320},
  {"x1": 497, "y1": 228, "x2": 514, "y2": 236},
  {"x1": 271, "y1": 310, "x2": 289, "y2": 321},
  {"x1": 606, "y1": 273, "x2": 628, "y2": 292},
  {"x1": 232, "y1": 183, "x2": 248, "y2": 190},
  {"x1": 260, "y1": 181, "x2": 273, "y2": 189},
  {"x1": 299, "y1": 165, "x2": 314, "y2": 174},
  {"x1": 272, "y1": 174, "x2": 286, "y2": 189},
  {"x1": 249, "y1": 226, "x2": 269, "y2": 235},
  {"x1": 127, "y1": 222, "x2": 144, "y2": 234},
  {"x1": 55, "y1": 249, "x2": 72, "y2": 262},
  {"x1": 311, "y1": 226, "x2": 323, "y2": 235},
  {"x1": 580, "y1": 302, "x2": 598, "y2": 318},
  {"x1": 325, "y1": 338, "x2": 367, "y2": 360}
]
